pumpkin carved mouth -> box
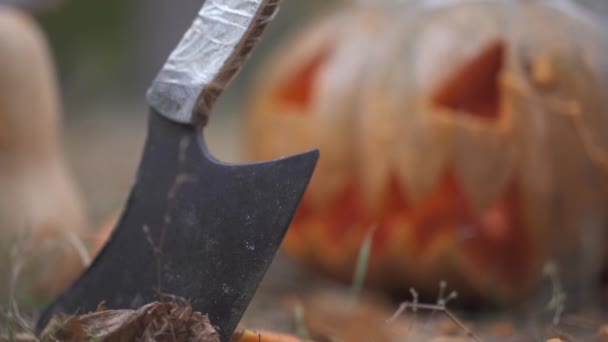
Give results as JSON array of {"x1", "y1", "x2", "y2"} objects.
[
  {"x1": 387, "y1": 169, "x2": 537, "y2": 297},
  {"x1": 288, "y1": 167, "x2": 538, "y2": 299}
]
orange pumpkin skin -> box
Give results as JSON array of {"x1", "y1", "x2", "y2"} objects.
[
  {"x1": 231, "y1": 330, "x2": 304, "y2": 342},
  {"x1": 246, "y1": 1, "x2": 608, "y2": 302}
]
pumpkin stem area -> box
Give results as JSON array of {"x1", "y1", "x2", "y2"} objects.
[{"x1": 432, "y1": 41, "x2": 504, "y2": 121}]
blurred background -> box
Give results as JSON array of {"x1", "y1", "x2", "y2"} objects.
[
  {"x1": 28, "y1": 0, "x2": 333, "y2": 225},
  {"x1": 23, "y1": 0, "x2": 608, "y2": 225},
  {"x1": 3, "y1": 0, "x2": 608, "y2": 340}
]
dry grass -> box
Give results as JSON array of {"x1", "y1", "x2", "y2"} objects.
[{"x1": 0, "y1": 231, "x2": 91, "y2": 342}]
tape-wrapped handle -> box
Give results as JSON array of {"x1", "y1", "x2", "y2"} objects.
[{"x1": 146, "y1": 0, "x2": 280, "y2": 125}]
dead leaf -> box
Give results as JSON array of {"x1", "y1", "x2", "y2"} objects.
[{"x1": 40, "y1": 301, "x2": 219, "y2": 342}]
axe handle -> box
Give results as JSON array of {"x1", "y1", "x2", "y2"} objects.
[{"x1": 146, "y1": 0, "x2": 281, "y2": 125}]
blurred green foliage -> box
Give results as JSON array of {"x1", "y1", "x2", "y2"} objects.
[
  {"x1": 23, "y1": 0, "x2": 606, "y2": 115},
  {"x1": 36, "y1": 0, "x2": 135, "y2": 108},
  {"x1": 28, "y1": 0, "x2": 334, "y2": 114}
]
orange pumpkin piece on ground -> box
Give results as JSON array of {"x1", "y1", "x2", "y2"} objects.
[
  {"x1": 92, "y1": 210, "x2": 120, "y2": 256},
  {"x1": 232, "y1": 330, "x2": 305, "y2": 342},
  {"x1": 245, "y1": 1, "x2": 608, "y2": 303}
]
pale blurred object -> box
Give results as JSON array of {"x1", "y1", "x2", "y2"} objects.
[{"x1": 0, "y1": 6, "x2": 88, "y2": 303}]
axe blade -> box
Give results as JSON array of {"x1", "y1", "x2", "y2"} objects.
[
  {"x1": 37, "y1": 112, "x2": 318, "y2": 340},
  {"x1": 37, "y1": 0, "x2": 320, "y2": 339}
]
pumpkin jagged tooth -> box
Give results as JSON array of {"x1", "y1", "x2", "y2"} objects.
[
  {"x1": 452, "y1": 124, "x2": 516, "y2": 216},
  {"x1": 394, "y1": 110, "x2": 454, "y2": 204},
  {"x1": 357, "y1": 91, "x2": 399, "y2": 211}
]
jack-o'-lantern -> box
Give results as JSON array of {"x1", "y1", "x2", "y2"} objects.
[{"x1": 245, "y1": 0, "x2": 608, "y2": 303}]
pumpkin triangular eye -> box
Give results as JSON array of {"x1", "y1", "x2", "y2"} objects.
[
  {"x1": 432, "y1": 41, "x2": 504, "y2": 122},
  {"x1": 277, "y1": 48, "x2": 331, "y2": 111}
]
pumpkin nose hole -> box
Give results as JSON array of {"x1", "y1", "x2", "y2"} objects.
[
  {"x1": 277, "y1": 48, "x2": 331, "y2": 111},
  {"x1": 431, "y1": 41, "x2": 504, "y2": 122}
]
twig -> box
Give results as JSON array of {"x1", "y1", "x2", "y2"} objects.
[
  {"x1": 142, "y1": 136, "x2": 196, "y2": 299},
  {"x1": 387, "y1": 301, "x2": 480, "y2": 341},
  {"x1": 386, "y1": 282, "x2": 479, "y2": 342},
  {"x1": 421, "y1": 281, "x2": 458, "y2": 336},
  {"x1": 546, "y1": 325, "x2": 580, "y2": 342},
  {"x1": 142, "y1": 225, "x2": 163, "y2": 298},
  {"x1": 442, "y1": 308, "x2": 479, "y2": 342},
  {"x1": 157, "y1": 293, "x2": 190, "y2": 306},
  {"x1": 7, "y1": 230, "x2": 38, "y2": 336}
]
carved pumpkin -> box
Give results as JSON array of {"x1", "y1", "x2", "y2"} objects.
[{"x1": 245, "y1": 1, "x2": 608, "y2": 302}]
